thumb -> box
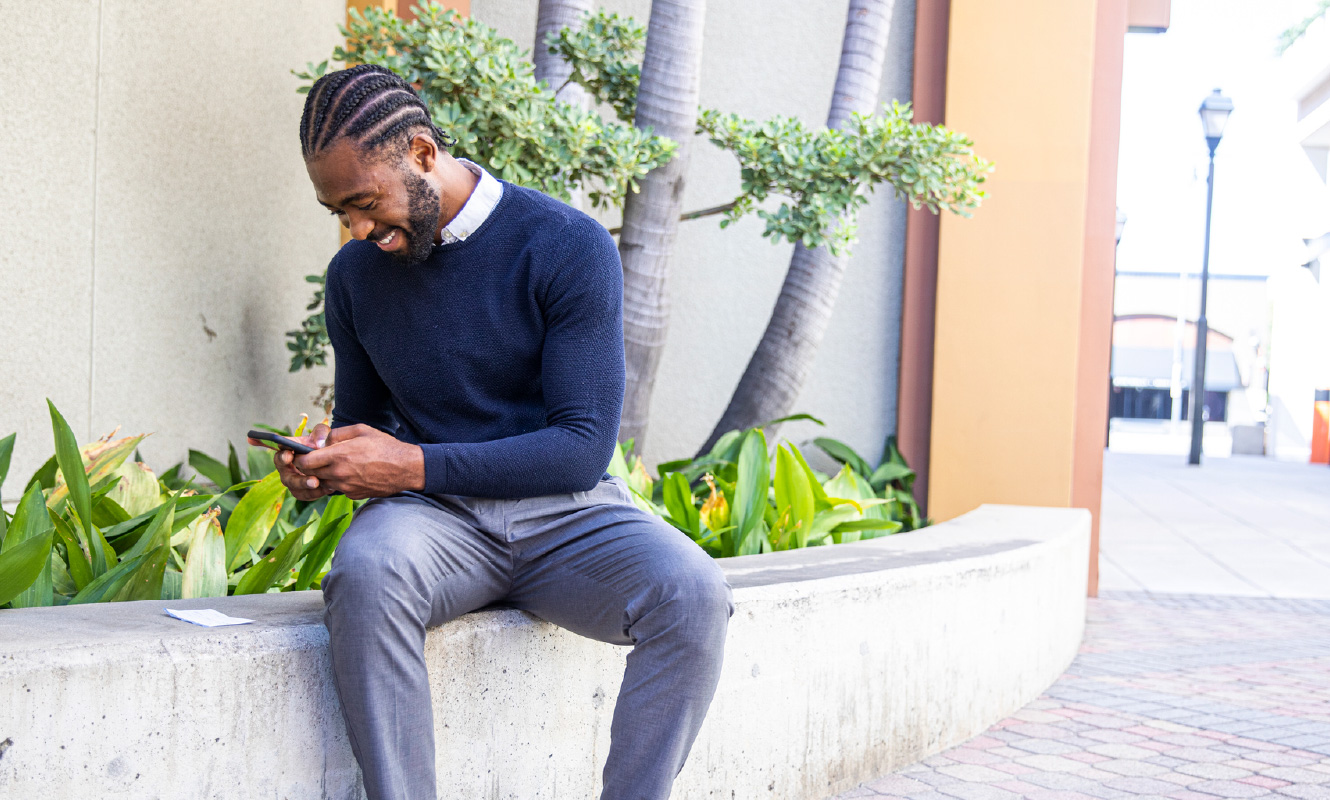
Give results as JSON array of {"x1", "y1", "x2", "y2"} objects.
[{"x1": 309, "y1": 422, "x2": 332, "y2": 449}]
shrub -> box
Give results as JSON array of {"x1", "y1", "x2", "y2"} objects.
[
  {"x1": 0, "y1": 407, "x2": 922, "y2": 609},
  {"x1": 610, "y1": 416, "x2": 925, "y2": 558},
  {"x1": 0, "y1": 405, "x2": 355, "y2": 609}
]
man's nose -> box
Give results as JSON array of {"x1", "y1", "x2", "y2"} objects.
[{"x1": 349, "y1": 214, "x2": 374, "y2": 241}]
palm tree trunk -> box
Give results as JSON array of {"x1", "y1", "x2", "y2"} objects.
[
  {"x1": 698, "y1": 0, "x2": 895, "y2": 455},
  {"x1": 534, "y1": 0, "x2": 592, "y2": 107},
  {"x1": 535, "y1": 0, "x2": 593, "y2": 210},
  {"x1": 617, "y1": 0, "x2": 707, "y2": 449}
]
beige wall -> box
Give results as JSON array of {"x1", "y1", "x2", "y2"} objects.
[
  {"x1": 1, "y1": 0, "x2": 915, "y2": 495},
  {"x1": 0, "y1": 0, "x2": 344, "y2": 495},
  {"x1": 472, "y1": 0, "x2": 917, "y2": 468}
]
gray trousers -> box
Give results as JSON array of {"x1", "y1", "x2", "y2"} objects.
[{"x1": 322, "y1": 476, "x2": 733, "y2": 800}]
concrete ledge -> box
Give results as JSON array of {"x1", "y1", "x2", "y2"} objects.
[{"x1": 0, "y1": 504, "x2": 1089, "y2": 799}]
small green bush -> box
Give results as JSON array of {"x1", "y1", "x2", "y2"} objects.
[{"x1": 0, "y1": 408, "x2": 922, "y2": 609}]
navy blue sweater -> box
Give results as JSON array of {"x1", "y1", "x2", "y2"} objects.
[{"x1": 324, "y1": 182, "x2": 625, "y2": 498}]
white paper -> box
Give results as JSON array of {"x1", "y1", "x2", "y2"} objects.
[{"x1": 165, "y1": 608, "x2": 254, "y2": 627}]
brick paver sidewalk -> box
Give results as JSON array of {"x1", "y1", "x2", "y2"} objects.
[{"x1": 829, "y1": 591, "x2": 1330, "y2": 800}]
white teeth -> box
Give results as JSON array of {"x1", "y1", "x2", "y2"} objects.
[{"x1": 378, "y1": 231, "x2": 394, "y2": 245}]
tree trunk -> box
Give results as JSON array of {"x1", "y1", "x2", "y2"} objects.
[
  {"x1": 617, "y1": 0, "x2": 707, "y2": 450},
  {"x1": 698, "y1": 0, "x2": 895, "y2": 455},
  {"x1": 534, "y1": 0, "x2": 592, "y2": 107},
  {"x1": 535, "y1": 0, "x2": 593, "y2": 209}
]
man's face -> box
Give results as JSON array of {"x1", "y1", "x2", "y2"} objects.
[{"x1": 306, "y1": 137, "x2": 442, "y2": 265}]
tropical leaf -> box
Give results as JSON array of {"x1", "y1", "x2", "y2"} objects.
[
  {"x1": 224, "y1": 471, "x2": 286, "y2": 571},
  {"x1": 731, "y1": 429, "x2": 770, "y2": 557},
  {"x1": 813, "y1": 437, "x2": 874, "y2": 480},
  {"x1": 182, "y1": 508, "x2": 227, "y2": 598},
  {"x1": 48, "y1": 400, "x2": 93, "y2": 539},
  {"x1": 0, "y1": 529, "x2": 54, "y2": 607},
  {"x1": 68, "y1": 551, "x2": 149, "y2": 605},
  {"x1": 189, "y1": 449, "x2": 233, "y2": 490},
  {"x1": 661, "y1": 472, "x2": 700, "y2": 538},
  {"x1": 291, "y1": 495, "x2": 353, "y2": 591},
  {"x1": 114, "y1": 545, "x2": 171, "y2": 602},
  {"x1": 235, "y1": 519, "x2": 311, "y2": 595},
  {"x1": 0, "y1": 432, "x2": 15, "y2": 502},
  {"x1": 773, "y1": 445, "x2": 815, "y2": 548},
  {"x1": 5, "y1": 484, "x2": 55, "y2": 608}
]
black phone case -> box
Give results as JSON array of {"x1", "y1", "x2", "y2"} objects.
[{"x1": 248, "y1": 429, "x2": 314, "y2": 455}]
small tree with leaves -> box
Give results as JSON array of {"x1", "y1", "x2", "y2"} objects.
[
  {"x1": 554, "y1": 8, "x2": 990, "y2": 450},
  {"x1": 285, "y1": 4, "x2": 676, "y2": 382}
]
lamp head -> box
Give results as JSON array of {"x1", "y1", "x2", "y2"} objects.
[{"x1": 1198, "y1": 88, "x2": 1233, "y2": 152}]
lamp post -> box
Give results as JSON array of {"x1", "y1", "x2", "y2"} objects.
[{"x1": 1188, "y1": 88, "x2": 1234, "y2": 465}]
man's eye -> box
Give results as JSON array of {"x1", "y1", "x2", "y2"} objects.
[
  {"x1": 327, "y1": 208, "x2": 345, "y2": 217},
  {"x1": 355, "y1": 202, "x2": 376, "y2": 212}
]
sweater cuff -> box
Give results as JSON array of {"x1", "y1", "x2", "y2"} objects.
[{"x1": 419, "y1": 443, "x2": 450, "y2": 495}]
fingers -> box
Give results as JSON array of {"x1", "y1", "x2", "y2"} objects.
[{"x1": 326, "y1": 423, "x2": 373, "y2": 445}]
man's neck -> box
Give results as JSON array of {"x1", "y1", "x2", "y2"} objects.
[{"x1": 435, "y1": 155, "x2": 482, "y2": 243}]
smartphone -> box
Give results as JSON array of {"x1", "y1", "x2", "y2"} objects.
[{"x1": 248, "y1": 429, "x2": 314, "y2": 456}]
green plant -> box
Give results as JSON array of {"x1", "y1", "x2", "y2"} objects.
[
  {"x1": 609, "y1": 416, "x2": 925, "y2": 559},
  {"x1": 0, "y1": 405, "x2": 358, "y2": 610},
  {"x1": 285, "y1": 3, "x2": 676, "y2": 375},
  {"x1": 554, "y1": 11, "x2": 991, "y2": 256}
]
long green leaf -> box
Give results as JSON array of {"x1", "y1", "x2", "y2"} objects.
[
  {"x1": 869, "y1": 461, "x2": 914, "y2": 489},
  {"x1": 227, "y1": 442, "x2": 244, "y2": 488},
  {"x1": 291, "y1": 498, "x2": 353, "y2": 592},
  {"x1": 50, "y1": 514, "x2": 92, "y2": 590},
  {"x1": 224, "y1": 471, "x2": 286, "y2": 571},
  {"x1": 48, "y1": 400, "x2": 93, "y2": 541},
  {"x1": 0, "y1": 530, "x2": 55, "y2": 607},
  {"x1": 6, "y1": 485, "x2": 56, "y2": 608},
  {"x1": 774, "y1": 445, "x2": 815, "y2": 548},
  {"x1": 235, "y1": 520, "x2": 310, "y2": 595},
  {"x1": 0, "y1": 432, "x2": 15, "y2": 502},
  {"x1": 661, "y1": 472, "x2": 700, "y2": 538},
  {"x1": 26, "y1": 455, "x2": 58, "y2": 493},
  {"x1": 188, "y1": 449, "x2": 233, "y2": 490},
  {"x1": 68, "y1": 551, "x2": 149, "y2": 605},
  {"x1": 119, "y1": 493, "x2": 178, "y2": 563},
  {"x1": 813, "y1": 437, "x2": 874, "y2": 479},
  {"x1": 732, "y1": 429, "x2": 770, "y2": 557},
  {"x1": 114, "y1": 545, "x2": 170, "y2": 602},
  {"x1": 182, "y1": 511, "x2": 227, "y2": 599}
]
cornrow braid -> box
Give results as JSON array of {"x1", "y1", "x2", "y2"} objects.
[{"x1": 299, "y1": 64, "x2": 454, "y2": 160}]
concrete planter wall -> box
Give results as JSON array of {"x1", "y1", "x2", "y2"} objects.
[{"x1": 0, "y1": 504, "x2": 1089, "y2": 799}]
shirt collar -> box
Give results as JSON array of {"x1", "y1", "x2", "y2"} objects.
[{"x1": 439, "y1": 159, "x2": 502, "y2": 245}]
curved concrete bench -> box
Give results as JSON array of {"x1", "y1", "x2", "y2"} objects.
[{"x1": 0, "y1": 504, "x2": 1088, "y2": 799}]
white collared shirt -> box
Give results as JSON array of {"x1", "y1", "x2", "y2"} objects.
[{"x1": 439, "y1": 159, "x2": 503, "y2": 245}]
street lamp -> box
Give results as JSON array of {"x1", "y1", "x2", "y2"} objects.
[{"x1": 1188, "y1": 88, "x2": 1234, "y2": 466}]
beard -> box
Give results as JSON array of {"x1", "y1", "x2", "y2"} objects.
[{"x1": 393, "y1": 169, "x2": 442, "y2": 266}]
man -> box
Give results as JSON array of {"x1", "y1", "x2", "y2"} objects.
[{"x1": 262, "y1": 64, "x2": 732, "y2": 800}]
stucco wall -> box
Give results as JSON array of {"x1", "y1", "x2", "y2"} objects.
[
  {"x1": 0, "y1": 0, "x2": 344, "y2": 495},
  {"x1": 0, "y1": 0, "x2": 914, "y2": 493}
]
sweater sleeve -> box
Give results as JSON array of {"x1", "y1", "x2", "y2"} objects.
[
  {"x1": 325, "y1": 251, "x2": 398, "y2": 434},
  {"x1": 418, "y1": 218, "x2": 625, "y2": 498}
]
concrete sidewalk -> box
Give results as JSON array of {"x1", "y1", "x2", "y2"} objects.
[{"x1": 1099, "y1": 452, "x2": 1330, "y2": 598}]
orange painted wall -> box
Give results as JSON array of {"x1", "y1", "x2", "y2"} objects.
[{"x1": 928, "y1": 0, "x2": 1100, "y2": 520}]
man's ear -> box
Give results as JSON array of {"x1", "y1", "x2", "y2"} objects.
[{"x1": 408, "y1": 132, "x2": 437, "y2": 174}]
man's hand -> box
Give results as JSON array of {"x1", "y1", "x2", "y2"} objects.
[
  {"x1": 248, "y1": 423, "x2": 334, "y2": 502},
  {"x1": 292, "y1": 424, "x2": 425, "y2": 500}
]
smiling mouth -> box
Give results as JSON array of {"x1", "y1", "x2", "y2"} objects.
[{"x1": 376, "y1": 229, "x2": 399, "y2": 250}]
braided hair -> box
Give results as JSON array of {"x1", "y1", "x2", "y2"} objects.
[{"x1": 299, "y1": 64, "x2": 454, "y2": 161}]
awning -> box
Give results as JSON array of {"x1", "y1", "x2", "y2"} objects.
[{"x1": 1110, "y1": 346, "x2": 1243, "y2": 391}]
